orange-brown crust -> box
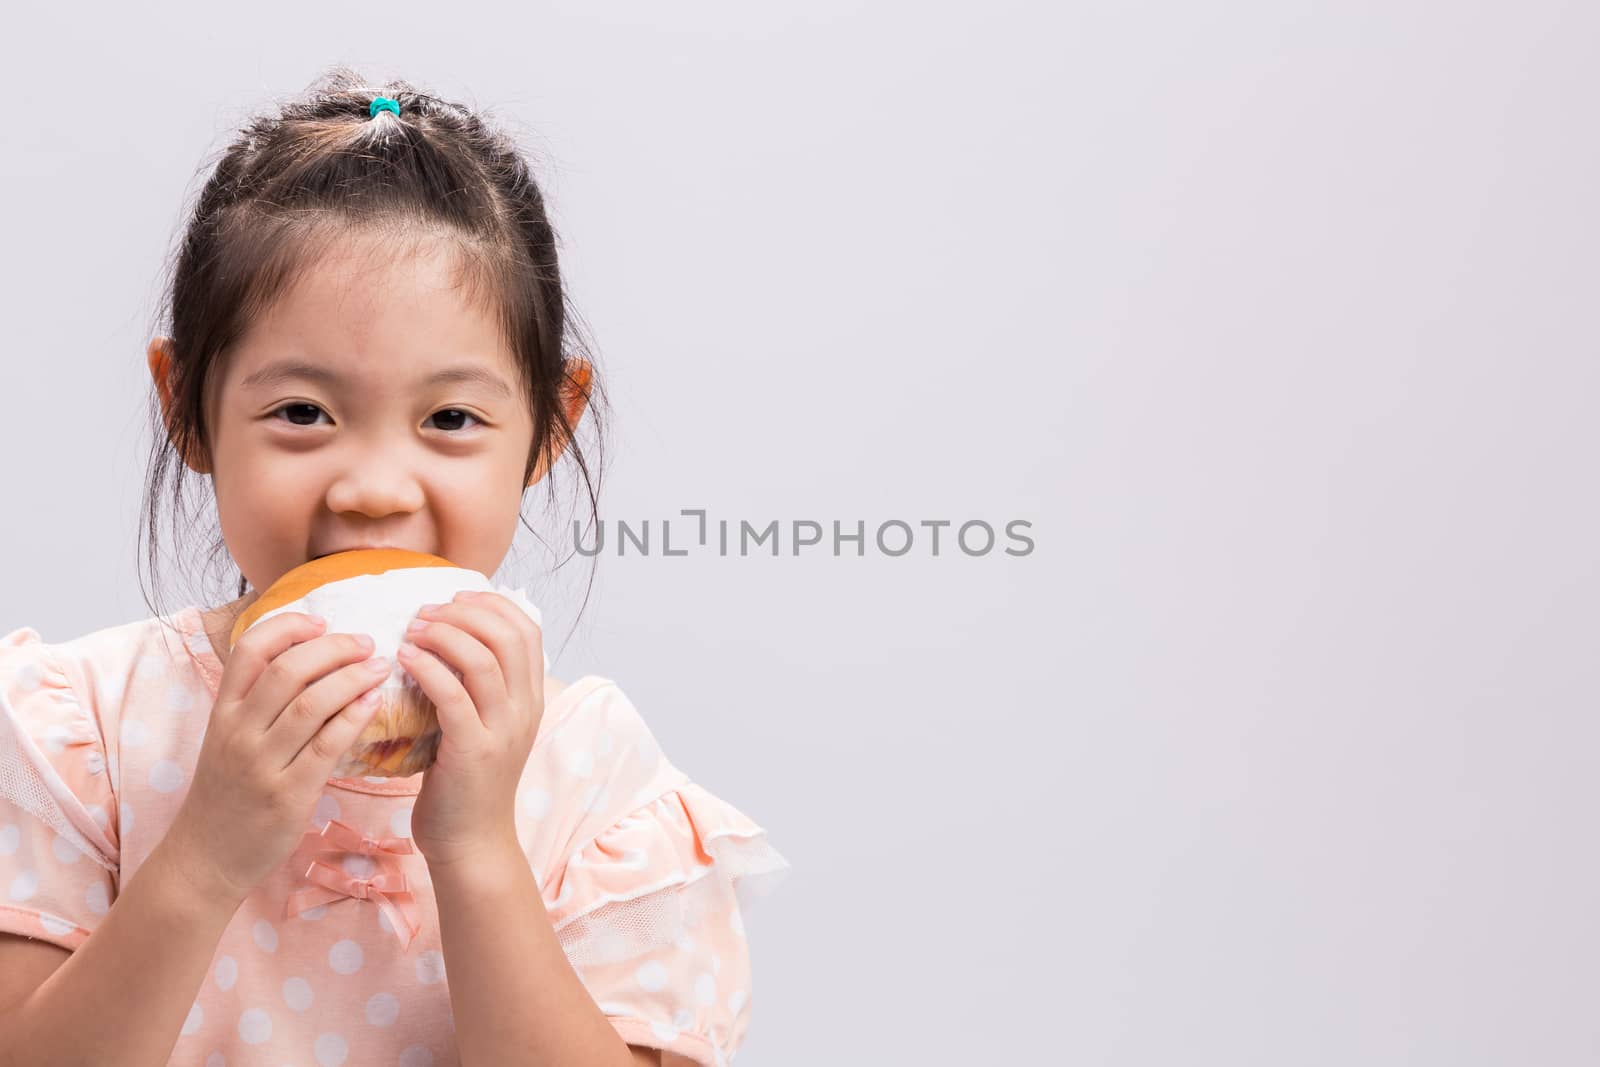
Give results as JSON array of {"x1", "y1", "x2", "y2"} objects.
[{"x1": 228, "y1": 548, "x2": 457, "y2": 649}]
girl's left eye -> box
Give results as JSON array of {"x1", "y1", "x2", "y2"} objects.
[
  {"x1": 426, "y1": 408, "x2": 483, "y2": 433},
  {"x1": 269, "y1": 403, "x2": 483, "y2": 433}
]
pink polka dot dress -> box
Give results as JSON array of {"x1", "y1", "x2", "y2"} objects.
[{"x1": 0, "y1": 606, "x2": 790, "y2": 1065}]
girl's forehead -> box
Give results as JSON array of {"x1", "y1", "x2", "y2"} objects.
[
  {"x1": 222, "y1": 263, "x2": 516, "y2": 389},
  {"x1": 270, "y1": 242, "x2": 495, "y2": 334}
]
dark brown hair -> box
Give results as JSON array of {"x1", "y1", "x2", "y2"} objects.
[{"x1": 138, "y1": 67, "x2": 608, "y2": 643}]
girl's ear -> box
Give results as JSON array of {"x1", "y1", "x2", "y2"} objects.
[
  {"x1": 525, "y1": 357, "x2": 594, "y2": 488},
  {"x1": 560, "y1": 357, "x2": 594, "y2": 443},
  {"x1": 146, "y1": 337, "x2": 212, "y2": 475}
]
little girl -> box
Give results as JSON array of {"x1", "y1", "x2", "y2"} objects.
[{"x1": 0, "y1": 70, "x2": 788, "y2": 1067}]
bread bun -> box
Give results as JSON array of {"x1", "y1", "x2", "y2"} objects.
[{"x1": 227, "y1": 548, "x2": 545, "y2": 780}]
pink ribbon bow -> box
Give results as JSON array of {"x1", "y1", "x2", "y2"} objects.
[{"x1": 284, "y1": 819, "x2": 422, "y2": 951}]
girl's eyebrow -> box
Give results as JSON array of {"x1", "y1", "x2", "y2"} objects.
[{"x1": 239, "y1": 359, "x2": 513, "y2": 399}]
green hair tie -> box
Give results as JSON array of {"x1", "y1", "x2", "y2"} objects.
[{"x1": 369, "y1": 96, "x2": 401, "y2": 119}]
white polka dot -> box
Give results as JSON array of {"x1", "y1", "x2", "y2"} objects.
[
  {"x1": 581, "y1": 784, "x2": 610, "y2": 813},
  {"x1": 181, "y1": 1001, "x2": 204, "y2": 1036},
  {"x1": 41, "y1": 724, "x2": 71, "y2": 755},
  {"x1": 595, "y1": 1001, "x2": 633, "y2": 1015},
  {"x1": 314, "y1": 1032, "x2": 349, "y2": 1066},
  {"x1": 100, "y1": 674, "x2": 127, "y2": 703},
  {"x1": 119, "y1": 803, "x2": 135, "y2": 833},
  {"x1": 134, "y1": 654, "x2": 166, "y2": 679},
  {"x1": 519, "y1": 788, "x2": 551, "y2": 819},
  {"x1": 296, "y1": 903, "x2": 329, "y2": 920},
  {"x1": 149, "y1": 760, "x2": 185, "y2": 793},
  {"x1": 313, "y1": 794, "x2": 341, "y2": 830},
  {"x1": 694, "y1": 972, "x2": 717, "y2": 1005},
  {"x1": 730, "y1": 907, "x2": 745, "y2": 938},
  {"x1": 672, "y1": 1007, "x2": 694, "y2": 1029},
  {"x1": 167, "y1": 683, "x2": 197, "y2": 713},
  {"x1": 0, "y1": 825, "x2": 19, "y2": 856},
  {"x1": 728, "y1": 989, "x2": 747, "y2": 1016},
  {"x1": 329, "y1": 939, "x2": 363, "y2": 975},
  {"x1": 85, "y1": 882, "x2": 110, "y2": 915},
  {"x1": 215, "y1": 955, "x2": 238, "y2": 991},
  {"x1": 398, "y1": 1047, "x2": 434, "y2": 1067},
  {"x1": 9, "y1": 870, "x2": 39, "y2": 902},
  {"x1": 415, "y1": 950, "x2": 447, "y2": 985},
  {"x1": 52, "y1": 835, "x2": 83, "y2": 865},
  {"x1": 252, "y1": 919, "x2": 279, "y2": 952},
  {"x1": 389, "y1": 806, "x2": 412, "y2": 838},
  {"x1": 636, "y1": 960, "x2": 669, "y2": 992},
  {"x1": 595, "y1": 730, "x2": 613, "y2": 757},
  {"x1": 340, "y1": 853, "x2": 376, "y2": 880},
  {"x1": 107, "y1": 751, "x2": 119, "y2": 782},
  {"x1": 621, "y1": 847, "x2": 650, "y2": 871},
  {"x1": 14, "y1": 660, "x2": 43, "y2": 690},
  {"x1": 238, "y1": 1007, "x2": 273, "y2": 1044},
  {"x1": 283, "y1": 976, "x2": 314, "y2": 1012},
  {"x1": 121, "y1": 719, "x2": 150, "y2": 747},
  {"x1": 650, "y1": 1020, "x2": 680, "y2": 1041},
  {"x1": 84, "y1": 750, "x2": 106, "y2": 776},
  {"x1": 567, "y1": 750, "x2": 594, "y2": 779},
  {"x1": 365, "y1": 991, "x2": 400, "y2": 1027},
  {"x1": 38, "y1": 912, "x2": 76, "y2": 937},
  {"x1": 205, "y1": 1052, "x2": 226, "y2": 1067},
  {"x1": 88, "y1": 804, "x2": 109, "y2": 831}
]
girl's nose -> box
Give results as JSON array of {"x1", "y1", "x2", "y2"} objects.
[{"x1": 324, "y1": 467, "x2": 426, "y2": 518}]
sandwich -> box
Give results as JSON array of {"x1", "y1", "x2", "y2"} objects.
[{"x1": 227, "y1": 548, "x2": 546, "y2": 779}]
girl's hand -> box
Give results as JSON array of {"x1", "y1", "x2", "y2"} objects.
[
  {"x1": 401, "y1": 590, "x2": 546, "y2": 870},
  {"x1": 166, "y1": 613, "x2": 390, "y2": 902}
]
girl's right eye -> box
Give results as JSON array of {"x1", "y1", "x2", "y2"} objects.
[{"x1": 271, "y1": 402, "x2": 329, "y2": 427}]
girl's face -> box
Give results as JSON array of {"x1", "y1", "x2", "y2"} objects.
[{"x1": 150, "y1": 233, "x2": 562, "y2": 612}]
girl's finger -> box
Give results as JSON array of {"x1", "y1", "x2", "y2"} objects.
[
  {"x1": 266, "y1": 656, "x2": 390, "y2": 773},
  {"x1": 217, "y1": 612, "x2": 326, "y2": 709},
  {"x1": 414, "y1": 597, "x2": 529, "y2": 730},
  {"x1": 454, "y1": 594, "x2": 544, "y2": 734},
  {"x1": 405, "y1": 615, "x2": 509, "y2": 731},
  {"x1": 450, "y1": 592, "x2": 540, "y2": 678},
  {"x1": 398, "y1": 635, "x2": 488, "y2": 746},
  {"x1": 287, "y1": 677, "x2": 386, "y2": 787}
]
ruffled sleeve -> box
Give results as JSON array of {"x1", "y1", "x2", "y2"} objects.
[
  {"x1": 530, "y1": 681, "x2": 791, "y2": 1066},
  {"x1": 0, "y1": 627, "x2": 120, "y2": 951}
]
